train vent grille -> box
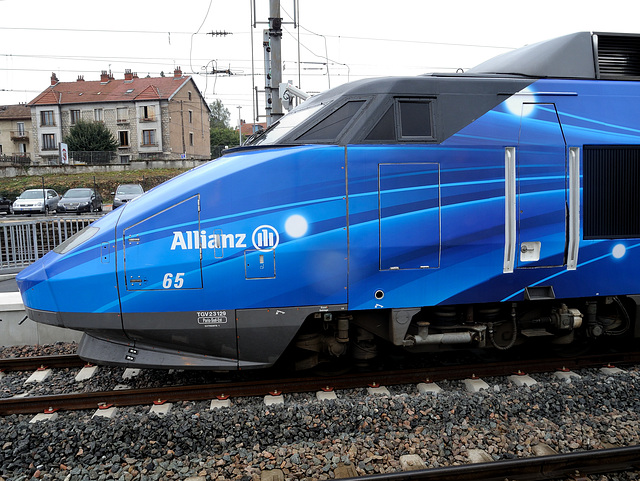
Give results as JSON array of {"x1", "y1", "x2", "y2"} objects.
[
  {"x1": 583, "y1": 145, "x2": 640, "y2": 239},
  {"x1": 597, "y1": 34, "x2": 640, "y2": 79}
]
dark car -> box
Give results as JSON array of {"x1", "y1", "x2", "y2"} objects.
[
  {"x1": 112, "y1": 184, "x2": 144, "y2": 208},
  {"x1": 57, "y1": 188, "x2": 103, "y2": 214},
  {"x1": 0, "y1": 196, "x2": 12, "y2": 215}
]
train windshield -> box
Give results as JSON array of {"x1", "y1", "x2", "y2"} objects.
[{"x1": 246, "y1": 104, "x2": 324, "y2": 146}]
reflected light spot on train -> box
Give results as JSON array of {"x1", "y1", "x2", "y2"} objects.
[
  {"x1": 613, "y1": 244, "x2": 626, "y2": 259},
  {"x1": 285, "y1": 215, "x2": 308, "y2": 238}
]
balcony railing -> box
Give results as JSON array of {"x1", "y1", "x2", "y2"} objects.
[
  {"x1": 0, "y1": 154, "x2": 31, "y2": 165},
  {"x1": 10, "y1": 131, "x2": 29, "y2": 141}
]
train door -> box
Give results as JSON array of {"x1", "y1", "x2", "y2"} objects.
[
  {"x1": 379, "y1": 162, "x2": 441, "y2": 270},
  {"x1": 117, "y1": 195, "x2": 239, "y2": 368},
  {"x1": 516, "y1": 103, "x2": 567, "y2": 268}
]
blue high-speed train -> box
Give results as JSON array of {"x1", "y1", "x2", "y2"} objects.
[{"x1": 17, "y1": 32, "x2": 640, "y2": 369}]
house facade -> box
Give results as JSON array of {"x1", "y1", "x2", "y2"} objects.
[
  {"x1": 0, "y1": 104, "x2": 32, "y2": 161},
  {"x1": 28, "y1": 68, "x2": 211, "y2": 164}
]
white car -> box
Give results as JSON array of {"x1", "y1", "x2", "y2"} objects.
[{"x1": 13, "y1": 189, "x2": 60, "y2": 214}]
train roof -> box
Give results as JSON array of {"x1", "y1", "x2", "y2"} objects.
[
  {"x1": 242, "y1": 32, "x2": 640, "y2": 149},
  {"x1": 468, "y1": 32, "x2": 640, "y2": 80}
]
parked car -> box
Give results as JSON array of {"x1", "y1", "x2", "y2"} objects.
[
  {"x1": 0, "y1": 196, "x2": 12, "y2": 215},
  {"x1": 112, "y1": 184, "x2": 144, "y2": 208},
  {"x1": 57, "y1": 188, "x2": 103, "y2": 214},
  {"x1": 12, "y1": 189, "x2": 60, "y2": 214}
]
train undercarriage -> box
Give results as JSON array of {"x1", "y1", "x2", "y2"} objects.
[{"x1": 291, "y1": 296, "x2": 640, "y2": 370}]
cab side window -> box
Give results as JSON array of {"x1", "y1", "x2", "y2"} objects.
[
  {"x1": 296, "y1": 100, "x2": 365, "y2": 142},
  {"x1": 398, "y1": 99, "x2": 433, "y2": 140},
  {"x1": 365, "y1": 98, "x2": 435, "y2": 142}
]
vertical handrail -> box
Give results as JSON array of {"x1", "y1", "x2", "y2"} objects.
[
  {"x1": 567, "y1": 147, "x2": 581, "y2": 270},
  {"x1": 503, "y1": 147, "x2": 517, "y2": 274}
]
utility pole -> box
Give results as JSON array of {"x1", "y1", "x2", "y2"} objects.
[
  {"x1": 253, "y1": 0, "x2": 297, "y2": 126},
  {"x1": 237, "y1": 106, "x2": 242, "y2": 145},
  {"x1": 264, "y1": 0, "x2": 283, "y2": 126}
]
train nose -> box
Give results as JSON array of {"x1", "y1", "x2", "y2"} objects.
[{"x1": 16, "y1": 257, "x2": 63, "y2": 327}]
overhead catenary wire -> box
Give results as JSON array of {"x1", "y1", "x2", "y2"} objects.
[{"x1": 0, "y1": 26, "x2": 519, "y2": 51}]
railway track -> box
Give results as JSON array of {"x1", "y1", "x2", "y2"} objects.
[
  {"x1": 0, "y1": 353, "x2": 83, "y2": 372},
  {"x1": 1, "y1": 349, "x2": 639, "y2": 415},
  {"x1": 2, "y1": 348, "x2": 640, "y2": 480},
  {"x1": 348, "y1": 445, "x2": 640, "y2": 480}
]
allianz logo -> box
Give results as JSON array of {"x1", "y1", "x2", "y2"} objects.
[{"x1": 170, "y1": 224, "x2": 280, "y2": 252}]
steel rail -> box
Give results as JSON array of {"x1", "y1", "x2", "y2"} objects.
[
  {"x1": 339, "y1": 445, "x2": 640, "y2": 481},
  {"x1": 1, "y1": 350, "x2": 639, "y2": 415},
  {"x1": 0, "y1": 354, "x2": 84, "y2": 372}
]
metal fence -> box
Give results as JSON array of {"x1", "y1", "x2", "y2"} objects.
[
  {"x1": 0, "y1": 217, "x2": 100, "y2": 272},
  {"x1": 68, "y1": 151, "x2": 118, "y2": 165}
]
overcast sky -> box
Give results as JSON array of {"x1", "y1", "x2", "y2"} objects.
[{"x1": 2, "y1": 0, "x2": 639, "y2": 125}]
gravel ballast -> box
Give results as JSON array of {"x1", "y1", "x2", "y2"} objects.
[{"x1": 1, "y1": 344, "x2": 640, "y2": 480}]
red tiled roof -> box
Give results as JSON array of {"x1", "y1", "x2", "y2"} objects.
[
  {"x1": 136, "y1": 85, "x2": 162, "y2": 100},
  {"x1": 241, "y1": 122, "x2": 267, "y2": 136},
  {"x1": 0, "y1": 104, "x2": 31, "y2": 120},
  {"x1": 28, "y1": 75, "x2": 191, "y2": 106}
]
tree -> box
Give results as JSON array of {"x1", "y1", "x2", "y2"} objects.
[
  {"x1": 64, "y1": 120, "x2": 118, "y2": 151},
  {"x1": 210, "y1": 126, "x2": 241, "y2": 148},
  {"x1": 209, "y1": 99, "x2": 231, "y2": 129}
]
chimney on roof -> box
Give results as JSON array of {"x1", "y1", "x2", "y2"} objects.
[
  {"x1": 51, "y1": 72, "x2": 59, "y2": 86},
  {"x1": 133, "y1": 72, "x2": 139, "y2": 79},
  {"x1": 100, "y1": 70, "x2": 110, "y2": 82},
  {"x1": 174, "y1": 66, "x2": 183, "y2": 78},
  {"x1": 124, "y1": 69, "x2": 133, "y2": 81},
  {"x1": 77, "y1": 75, "x2": 85, "y2": 82}
]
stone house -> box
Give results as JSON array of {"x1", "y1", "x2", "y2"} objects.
[
  {"x1": 28, "y1": 68, "x2": 211, "y2": 164},
  {"x1": 0, "y1": 104, "x2": 32, "y2": 161}
]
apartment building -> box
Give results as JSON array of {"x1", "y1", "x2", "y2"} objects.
[
  {"x1": 28, "y1": 68, "x2": 211, "y2": 163},
  {"x1": 0, "y1": 104, "x2": 31, "y2": 161}
]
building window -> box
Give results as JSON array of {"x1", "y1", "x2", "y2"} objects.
[
  {"x1": 70, "y1": 110, "x2": 80, "y2": 125},
  {"x1": 94, "y1": 109, "x2": 103, "y2": 122},
  {"x1": 40, "y1": 110, "x2": 54, "y2": 126},
  {"x1": 42, "y1": 133, "x2": 56, "y2": 150},
  {"x1": 188, "y1": 91, "x2": 192, "y2": 101},
  {"x1": 0, "y1": 145, "x2": 3, "y2": 155},
  {"x1": 188, "y1": 110, "x2": 193, "y2": 124},
  {"x1": 118, "y1": 131, "x2": 130, "y2": 147},
  {"x1": 117, "y1": 107, "x2": 128, "y2": 122},
  {"x1": 189, "y1": 132, "x2": 194, "y2": 146},
  {"x1": 17, "y1": 122, "x2": 25, "y2": 136},
  {"x1": 19, "y1": 143, "x2": 26, "y2": 153},
  {"x1": 141, "y1": 105, "x2": 155, "y2": 121},
  {"x1": 142, "y1": 129, "x2": 156, "y2": 146},
  {"x1": 120, "y1": 155, "x2": 130, "y2": 164}
]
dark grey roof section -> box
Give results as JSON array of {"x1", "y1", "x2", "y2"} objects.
[
  {"x1": 243, "y1": 75, "x2": 534, "y2": 146},
  {"x1": 468, "y1": 32, "x2": 596, "y2": 79}
]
